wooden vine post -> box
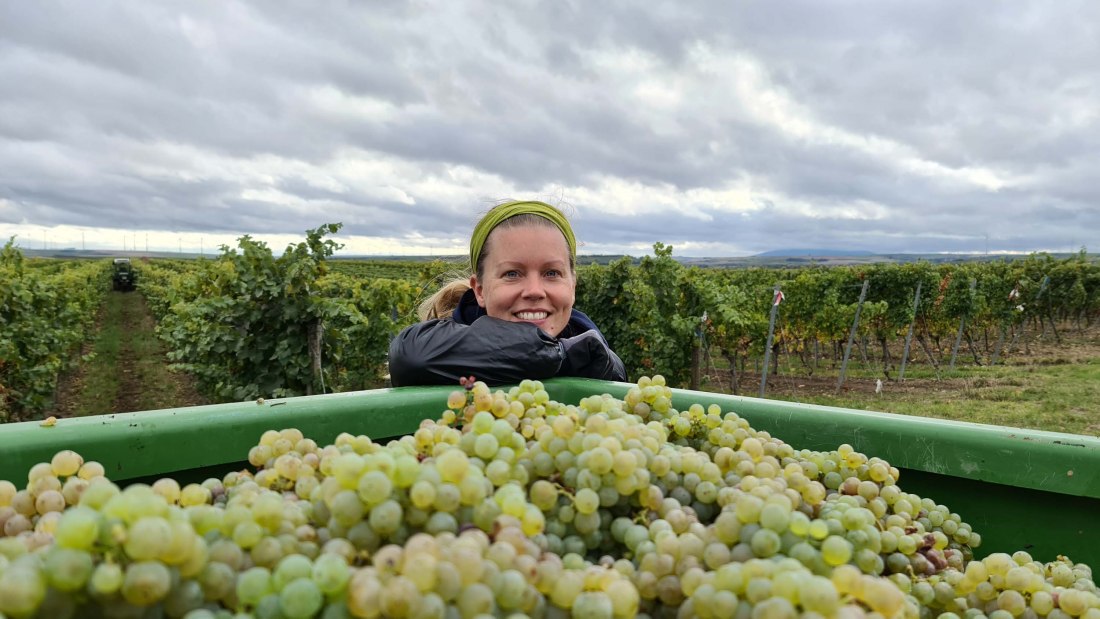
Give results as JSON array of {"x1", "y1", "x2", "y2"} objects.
[
  {"x1": 1006, "y1": 275, "x2": 1049, "y2": 354},
  {"x1": 898, "y1": 281, "x2": 922, "y2": 381},
  {"x1": 949, "y1": 278, "x2": 977, "y2": 370},
  {"x1": 990, "y1": 325, "x2": 1007, "y2": 366},
  {"x1": 759, "y1": 285, "x2": 783, "y2": 398},
  {"x1": 690, "y1": 312, "x2": 705, "y2": 390},
  {"x1": 991, "y1": 282, "x2": 1017, "y2": 366},
  {"x1": 836, "y1": 279, "x2": 870, "y2": 393},
  {"x1": 1038, "y1": 275, "x2": 1060, "y2": 343}
]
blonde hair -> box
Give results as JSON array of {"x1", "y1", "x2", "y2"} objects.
[
  {"x1": 418, "y1": 278, "x2": 470, "y2": 320},
  {"x1": 418, "y1": 207, "x2": 577, "y2": 321}
]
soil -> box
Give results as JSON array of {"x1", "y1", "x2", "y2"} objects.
[
  {"x1": 113, "y1": 294, "x2": 151, "y2": 412},
  {"x1": 48, "y1": 316, "x2": 102, "y2": 418},
  {"x1": 49, "y1": 291, "x2": 207, "y2": 417}
]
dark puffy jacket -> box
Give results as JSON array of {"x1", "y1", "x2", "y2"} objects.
[{"x1": 388, "y1": 289, "x2": 627, "y2": 387}]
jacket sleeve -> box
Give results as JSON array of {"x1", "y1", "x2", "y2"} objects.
[
  {"x1": 558, "y1": 330, "x2": 628, "y2": 383},
  {"x1": 388, "y1": 317, "x2": 567, "y2": 387},
  {"x1": 607, "y1": 352, "x2": 627, "y2": 382},
  {"x1": 585, "y1": 349, "x2": 628, "y2": 383}
]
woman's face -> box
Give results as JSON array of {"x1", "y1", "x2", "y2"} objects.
[{"x1": 471, "y1": 224, "x2": 576, "y2": 338}]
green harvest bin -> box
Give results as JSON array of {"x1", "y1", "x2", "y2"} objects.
[{"x1": 1, "y1": 378, "x2": 1097, "y2": 567}]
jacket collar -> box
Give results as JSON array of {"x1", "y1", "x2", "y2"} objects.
[{"x1": 452, "y1": 288, "x2": 604, "y2": 340}]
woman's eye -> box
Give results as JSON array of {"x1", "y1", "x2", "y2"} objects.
[
  {"x1": 545, "y1": 270, "x2": 562, "y2": 278},
  {"x1": 503, "y1": 270, "x2": 520, "y2": 278}
]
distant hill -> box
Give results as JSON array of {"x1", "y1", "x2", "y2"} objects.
[
  {"x1": 674, "y1": 252, "x2": 1079, "y2": 268},
  {"x1": 755, "y1": 248, "x2": 875, "y2": 257}
]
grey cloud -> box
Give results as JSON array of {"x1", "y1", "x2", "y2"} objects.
[{"x1": 1, "y1": 1, "x2": 1098, "y2": 255}]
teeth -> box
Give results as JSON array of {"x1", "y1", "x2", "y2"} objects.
[{"x1": 517, "y1": 312, "x2": 548, "y2": 320}]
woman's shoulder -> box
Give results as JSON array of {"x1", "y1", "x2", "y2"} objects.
[
  {"x1": 563, "y1": 308, "x2": 610, "y2": 343},
  {"x1": 398, "y1": 317, "x2": 453, "y2": 335}
]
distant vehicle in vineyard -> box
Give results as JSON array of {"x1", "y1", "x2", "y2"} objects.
[{"x1": 112, "y1": 258, "x2": 136, "y2": 291}]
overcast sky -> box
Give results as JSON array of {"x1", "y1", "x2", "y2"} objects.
[{"x1": 2, "y1": 2, "x2": 1098, "y2": 257}]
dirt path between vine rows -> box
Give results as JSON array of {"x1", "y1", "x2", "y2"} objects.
[{"x1": 49, "y1": 291, "x2": 207, "y2": 417}]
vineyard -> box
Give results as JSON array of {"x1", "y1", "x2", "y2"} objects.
[
  {"x1": 2, "y1": 227, "x2": 1098, "y2": 422},
  {"x1": 144, "y1": 236, "x2": 1100, "y2": 407},
  {"x1": 2, "y1": 229, "x2": 1099, "y2": 618},
  {"x1": 0, "y1": 241, "x2": 109, "y2": 422},
  {"x1": 578, "y1": 245, "x2": 1100, "y2": 394}
]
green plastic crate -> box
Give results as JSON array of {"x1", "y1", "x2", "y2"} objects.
[{"x1": 1, "y1": 378, "x2": 1096, "y2": 567}]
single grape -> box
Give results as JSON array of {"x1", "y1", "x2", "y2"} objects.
[
  {"x1": 357, "y1": 471, "x2": 393, "y2": 507},
  {"x1": 121, "y1": 560, "x2": 172, "y2": 606},
  {"x1": 151, "y1": 478, "x2": 182, "y2": 504},
  {"x1": 369, "y1": 499, "x2": 404, "y2": 536},
  {"x1": 43, "y1": 547, "x2": 95, "y2": 592},
  {"x1": 280, "y1": 577, "x2": 324, "y2": 619},
  {"x1": 163, "y1": 579, "x2": 205, "y2": 617},
  {"x1": 574, "y1": 488, "x2": 599, "y2": 515},
  {"x1": 124, "y1": 517, "x2": 171, "y2": 560},
  {"x1": 312, "y1": 552, "x2": 351, "y2": 595},
  {"x1": 274, "y1": 554, "x2": 315, "y2": 591},
  {"x1": 88, "y1": 562, "x2": 124, "y2": 597},
  {"x1": 53, "y1": 505, "x2": 101, "y2": 550},
  {"x1": 51, "y1": 450, "x2": 85, "y2": 477},
  {"x1": 0, "y1": 480, "x2": 18, "y2": 506},
  {"x1": 237, "y1": 566, "x2": 274, "y2": 607},
  {"x1": 77, "y1": 460, "x2": 106, "y2": 480},
  {"x1": 0, "y1": 563, "x2": 48, "y2": 617}
]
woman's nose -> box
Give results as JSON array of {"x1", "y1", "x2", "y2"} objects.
[{"x1": 521, "y1": 274, "x2": 546, "y2": 298}]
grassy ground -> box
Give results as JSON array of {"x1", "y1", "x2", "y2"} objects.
[
  {"x1": 50, "y1": 291, "x2": 206, "y2": 416},
  {"x1": 698, "y1": 325, "x2": 1100, "y2": 436}
]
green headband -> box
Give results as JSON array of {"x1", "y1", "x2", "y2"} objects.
[{"x1": 469, "y1": 201, "x2": 577, "y2": 272}]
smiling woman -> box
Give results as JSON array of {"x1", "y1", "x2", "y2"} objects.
[{"x1": 387, "y1": 201, "x2": 627, "y2": 387}]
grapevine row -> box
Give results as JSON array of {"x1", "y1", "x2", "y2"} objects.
[
  {"x1": 576, "y1": 247, "x2": 1100, "y2": 389},
  {"x1": 137, "y1": 225, "x2": 421, "y2": 401},
  {"x1": 140, "y1": 234, "x2": 1099, "y2": 401},
  {"x1": 0, "y1": 242, "x2": 110, "y2": 421}
]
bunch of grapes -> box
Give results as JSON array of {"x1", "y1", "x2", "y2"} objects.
[
  {"x1": 0, "y1": 449, "x2": 105, "y2": 546},
  {"x1": 0, "y1": 376, "x2": 1097, "y2": 619}
]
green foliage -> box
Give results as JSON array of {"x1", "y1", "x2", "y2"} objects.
[
  {"x1": 313, "y1": 274, "x2": 419, "y2": 391},
  {"x1": 328, "y1": 259, "x2": 446, "y2": 281},
  {"x1": 143, "y1": 225, "x2": 346, "y2": 400},
  {"x1": 579, "y1": 247, "x2": 1100, "y2": 387},
  {"x1": 576, "y1": 257, "x2": 653, "y2": 378},
  {"x1": 141, "y1": 225, "x2": 421, "y2": 401},
  {"x1": 578, "y1": 243, "x2": 707, "y2": 385},
  {"x1": 0, "y1": 241, "x2": 109, "y2": 420},
  {"x1": 149, "y1": 243, "x2": 1097, "y2": 394}
]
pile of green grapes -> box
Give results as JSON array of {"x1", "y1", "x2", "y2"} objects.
[{"x1": 0, "y1": 376, "x2": 1097, "y2": 619}]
